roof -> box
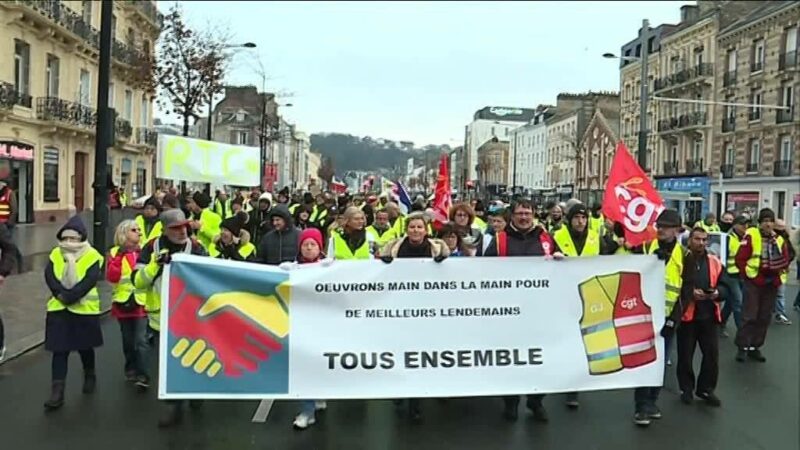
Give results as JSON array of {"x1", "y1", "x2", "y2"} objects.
[{"x1": 719, "y1": 1, "x2": 796, "y2": 36}]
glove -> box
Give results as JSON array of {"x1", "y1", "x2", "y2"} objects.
[
  {"x1": 278, "y1": 261, "x2": 296, "y2": 271},
  {"x1": 660, "y1": 319, "x2": 676, "y2": 338},
  {"x1": 380, "y1": 256, "x2": 394, "y2": 264},
  {"x1": 171, "y1": 338, "x2": 223, "y2": 377},
  {"x1": 433, "y1": 254, "x2": 446, "y2": 263},
  {"x1": 157, "y1": 250, "x2": 171, "y2": 265}
]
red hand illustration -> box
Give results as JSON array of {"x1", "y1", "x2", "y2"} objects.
[{"x1": 169, "y1": 276, "x2": 283, "y2": 377}]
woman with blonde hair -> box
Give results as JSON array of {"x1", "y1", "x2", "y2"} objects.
[
  {"x1": 106, "y1": 219, "x2": 149, "y2": 390},
  {"x1": 327, "y1": 206, "x2": 375, "y2": 259}
]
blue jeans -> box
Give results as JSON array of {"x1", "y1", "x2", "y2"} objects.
[
  {"x1": 720, "y1": 272, "x2": 743, "y2": 329},
  {"x1": 633, "y1": 333, "x2": 672, "y2": 413},
  {"x1": 119, "y1": 317, "x2": 149, "y2": 378},
  {"x1": 774, "y1": 284, "x2": 787, "y2": 316}
]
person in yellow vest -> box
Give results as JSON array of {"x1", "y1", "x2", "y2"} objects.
[
  {"x1": 119, "y1": 187, "x2": 129, "y2": 208},
  {"x1": 208, "y1": 216, "x2": 257, "y2": 262},
  {"x1": 384, "y1": 202, "x2": 406, "y2": 237},
  {"x1": 135, "y1": 196, "x2": 163, "y2": 246},
  {"x1": 42, "y1": 216, "x2": 105, "y2": 411},
  {"x1": 327, "y1": 206, "x2": 374, "y2": 260},
  {"x1": 772, "y1": 220, "x2": 795, "y2": 325},
  {"x1": 694, "y1": 213, "x2": 721, "y2": 233},
  {"x1": 186, "y1": 192, "x2": 222, "y2": 250},
  {"x1": 733, "y1": 208, "x2": 790, "y2": 363},
  {"x1": 132, "y1": 208, "x2": 207, "y2": 427},
  {"x1": 376, "y1": 192, "x2": 389, "y2": 211},
  {"x1": 472, "y1": 200, "x2": 488, "y2": 233},
  {"x1": 634, "y1": 208, "x2": 684, "y2": 427},
  {"x1": 366, "y1": 209, "x2": 398, "y2": 253},
  {"x1": 589, "y1": 205, "x2": 604, "y2": 235},
  {"x1": 213, "y1": 191, "x2": 233, "y2": 219},
  {"x1": 106, "y1": 219, "x2": 150, "y2": 389},
  {"x1": 719, "y1": 215, "x2": 749, "y2": 335}
]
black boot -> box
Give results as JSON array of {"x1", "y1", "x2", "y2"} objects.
[
  {"x1": 44, "y1": 381, "x2": 65, "y2": 411},
  {"x1": 82, "y1": 370, "x2": 96, "y2": 394},
  {"x1": 502, "y1": 396, "x2": 519, "y2": 422},
  {"x1": 735, "y1": 348, "x2": 747, "y2": 362},
  {"x1": 158, "y1": 402, "x2": 183, "y2": 428}
]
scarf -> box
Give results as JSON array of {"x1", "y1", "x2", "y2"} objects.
[{"x1": 58, "y1": 240, "x2": 91, "y2": 289}]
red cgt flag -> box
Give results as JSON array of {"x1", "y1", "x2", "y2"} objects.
[
  {"x1": 431, "y1": 154, "x2": 451, "y2": 229},
  {"x1": 602, "y1": 142, "x2": 665, "y2": 247}
]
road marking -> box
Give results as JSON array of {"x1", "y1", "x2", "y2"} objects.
[{"x1": 251, "y1": 399, "x2": 274, "y2": 423}]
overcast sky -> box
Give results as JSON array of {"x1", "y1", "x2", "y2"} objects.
[{"x1": 158, "y1": 1, "x2": 689, "y2": 146}]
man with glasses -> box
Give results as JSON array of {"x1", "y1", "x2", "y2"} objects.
[{"x1": 484, "y1": 199, "x2": 562, "y2": 423}]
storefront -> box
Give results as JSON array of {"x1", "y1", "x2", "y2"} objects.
[
  {"x1": 556, "y1": 184, "x2": 574, "y2": 202},
  {"x1": 725, "y1": 192, "x2": 760, "y2": 218},
  {"x1": 655, "y1": 176, "x2": 710, "y2": 226},
  {"x1": 0, "y1": 141, "x2": 34, "y2": 223},
  {"x1": 711, "y1": 175, "x2": 800, "y2": 226}
]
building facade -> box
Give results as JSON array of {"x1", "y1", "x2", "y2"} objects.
[
  {"x1": 305, "y1": 149, "x2": 321, "y2": 191},
  {"x1": 577, "y1": 108, "x2": 620, "y2": 206},
  {"x1": 711, "y1": 1, "x2": 799, "y2": 221},
  {"x1": 508, "y1": 106, "x2": 552, "y2": 193},
  {"x1": 464, "y1": 106, "x2": 536, "y2": 185},
  {"x1": 0, "y1": 0, "x2": 161, "y2": 223},
  {"x1": 476, "y1": 138, "x2": 508, "y2": 196}
]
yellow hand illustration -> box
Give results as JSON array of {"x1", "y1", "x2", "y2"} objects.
[
  {"x1": 197, "y1": 283, "x2": 290, "y2": 338},
  {"x1": 171, "y1": 338, "x2": 223, "y2": 377}
]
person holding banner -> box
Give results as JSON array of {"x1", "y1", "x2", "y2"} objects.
[
  {"x1": 484, "y1": 199, "x2": 560, "y2": 423},
  {"x1": 209, "y1": 216, "x2": 257, "y2": 262},
  {"x1": 186, "y1": 192, "x2": 222, "y2": 250}
]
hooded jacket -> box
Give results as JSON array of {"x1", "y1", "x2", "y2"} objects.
[
  {"x1": 258, "y1": 204, "x2": 300, "y2": 265},
  {"x1": 250, "y1": 192, "x2": 274, "y2": 244}
]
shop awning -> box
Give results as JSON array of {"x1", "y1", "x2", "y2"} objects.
[{"x1": 659, "y1": 190, "x2": 704, "y2": 202}]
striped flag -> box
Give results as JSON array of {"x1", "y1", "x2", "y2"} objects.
[{"x1": 394, "y1": 180, "x2": 412, "y2": 215}]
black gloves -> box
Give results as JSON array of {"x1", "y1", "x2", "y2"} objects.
[
  {"x1": 380, "y1": 256, "x2": 394, "y2": 264},
  {"x1": 660, "y1": 319, "x2": 676, "y2": 338},
  {"x1": 433, "y1": 254, "x2": 447, "y2": 263},
  {"x1": 157, "y1": 251, "x2": 171, "y2": 265}
]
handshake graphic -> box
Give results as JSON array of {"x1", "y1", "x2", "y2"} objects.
[
  {"x1": 578, "y1": 272, "x2": 656, "y2": 376},
  {"x1": 168, "y1": 275, "x2": 290, "y2": 378}
]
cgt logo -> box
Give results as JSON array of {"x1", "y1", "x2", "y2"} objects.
[{"x1": 620, "y1": 296, "x2": 638, "y2": 310}]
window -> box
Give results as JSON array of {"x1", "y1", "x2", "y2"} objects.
[
  {"x1": 43, "y1": 148, "x2": 60, "y2": 201},
  {"x1": 692, "y1": 139, "x2": 703, "y2": 160},
  {"x1": 14, "y1": 39, "x2": 30, "y2": 95},
  {"x1": 752, "y1": 39, "x2": 765, "y2": 71},
  {"x1": 79, "y1": 69, "x2": 90, "y2": 106},
  {"x1": 780, "y1": 135, "x2": 793, "y2": 161},
  {"x1": 45, "y1": 54, "x2": 59, "y2": 97},
  {"x1": 750, "y1": 91, "x2": 762, "y2": 120},
  {"x1": 725, "y1": 144, "x2": 734, "y2": 165},
  {"x1": 111, "y1": 15, "x2": 116, "y2": 39},
  {"x1": 237, "y1": 131, "x2": 249, "y2": 145},
  {"x1": 786, "y1": 26, "x2": 798, "y2": 54},
  {"x1": 748, "y1": 139, "x2": 760, "y2": 165},
  {"x1": 781, "y1": 83, "x2": 794, "y2": 107},
  {"x1": 727, "y1": 49, "x2": 737, "y2": 72},
  {"x1": 108, "y1": 82, "x2": 114, "y2": 108},
  {"x1": 140, "y1": 95, "x2": 148, "y2": 127},
  {"x1": 135, "y1": 161, "x2": 146, "y2": 198},
  {"x1": 124, "y1": 90, "x2": 132, "y2": 120},
  {"x1": 82, "y1": 0, "x2": 92, "y2": 25},
  {"x1": 126, "y1": 28, "x2": 135, "y2": 46},
  {"x1": 670, "y1": 144, "x2": 678, "y2": 161}
]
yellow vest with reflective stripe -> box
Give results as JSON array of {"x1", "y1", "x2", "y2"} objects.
[
  {"x1": 578, "y1": 275, "x2": 622, "y2": 374},
  {"x1": 694, "y1": 221, "x2": 721, "y2": 233},
  {"x1": 744, "y1": 228, "x2": 785, "y2": 280},
  {"x1": 109, "y1": 246, "x2": 147, "y2": 306},
  {"x1": 589, "y1": 216, "x2": 604, "y2": 235},
  {"x1": 333, "y1": 232, "x2": 372, "y2": 260},
  {"x1": 47, "y1": 247, "x2": 104, "y2": 315},
  {"x1": 553, "y1": 227, "x2": 600, "y2": 257},
  {"x1": 208, "y1": 241, "x2": 256, "y2": 259},
  {"x1": 197, "y1": 208, "x2": 222, "y2": 249},
  {"x1": 214, "y1": 199, "x2": 233, "y2": 219},
  {"x1": 135, "y1": 215, "x2": 163, "y2": 247},
  {"x1": 391, "y1": 215, "x2": 406, "y2": 237},
  {"x1": 726, "y1": 231, "x2": 742, "y2": 274},
  {"x1": 647, "y1": 240, "x2": 684, "y2": 315}
]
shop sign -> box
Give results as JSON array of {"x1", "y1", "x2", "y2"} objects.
[{"x1": 0, "y1": 141, "x2": 34, "y2": 161}]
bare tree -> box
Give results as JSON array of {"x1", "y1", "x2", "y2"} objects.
[
  {"x1": 317, "y1": 157, "x2": 335, "y2": 187},
  {"x1": 142, "y1": 4, "x2": 229, "y2": 136}
]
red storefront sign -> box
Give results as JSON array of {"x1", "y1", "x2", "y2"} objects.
[
  {"x1": 0, "y1": 141, "x2": 34, "y2": 161},
  {"x1": 262, "y1": 163, "x2": 278, "y2": 192}
]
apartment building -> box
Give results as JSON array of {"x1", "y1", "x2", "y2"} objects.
[
  {"x1": 712, "y1": 1, "x2": 799, "y2": 221},
  {"x1": 0, "y1": 0, "x2": 160, "y2": 223},
  {"x1": 464, "y1": 106, "x2": 536, "y2": 186},
  {"x1": 476, "y1": 137, "x2": 508, "y2": 196},
  {"x1": 508, "y1": 106, "x2": 552, "y2": 193}
]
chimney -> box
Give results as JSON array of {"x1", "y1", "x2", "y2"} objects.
[{"x1": 681, "y1": 5, "x2": 699, "y2": 23}]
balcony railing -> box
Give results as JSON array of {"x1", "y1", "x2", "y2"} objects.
[
  {"x1": 776, "y1": 107, "x2": 794, "y2": 124},
  {"x1": 36, "y1": 97, "x2": 96, "y2": 128},
  {"x1": 721, "y1": 117, "x2": 735, "y2": 132},
  {"x1": 745, "y1": 163, "x2": 759, "y2": 173},
  {"x1": 723, "y1": 71, "x2": 737, "y2": 87},
  {"x1": 748, "y1": 110, "x2": 761, "y2": 121},
  {"x1": 663, "y1": 161, "x2": 679, "y2": 175},
  {"x1": 779, "y1": 51, "x2": 798, "y2": 70},
  {"x1": 751, "y1": 61, "x2": 764, "y2": 72},
  {"x1": 0, "y1": 82, "x2": 32, "y2": 108},
  {"x1": 136, "y1": 127, "x2": 158, "y2": 147},
  {"x1": 773, "y1": 160, "x2": 792, "y2": 177},
  {"x1": 112, "y1": 39, "x2": 146, "y2": 67},
  {"x1": 131, "y1": 0, "x2": 164, "y2": 28},
  {"x1": 115, "y1": 118, "x2": 132, "y2": 140},
  {"x1": 657, "y1": 111, "x2": 707, "y2": 133},
  {"x1": 654, "y1": 63, "x2": 714, "y2": 92},
  {"x1": 686, "y1": 158, "x2": 704, "y2": 174},
  {"x1": 720, "y1": 164, "x2": 734, "y2": 179}
]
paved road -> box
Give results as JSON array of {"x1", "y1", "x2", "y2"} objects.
[{"x1": 1, "y1": 287, "x2": 798, "y2": 450}]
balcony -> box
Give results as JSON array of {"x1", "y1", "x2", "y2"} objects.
[
  {"x1": 773, "y1": 160, "x2": 792, "y2": 177},
  {"x1": 136, "y1": 127, "x2": 158, "y2": 147},
  {"x1": 653, "y1": 63, "x2": 714, "y2": 92},
  {"x1": 745, "y1": 163, "x2": 759, "y2": 174},
  {"x1": 748, "y1": 110, "x2": 761, "y2": 121},
  {"x1": 779, "y1": 51, "x2": 798, "y2": 70},
  {"x1": 723, "y1": 71, "x2": 737, "y2": 87},
  {"x1": 776, "y1": 107, "x2": 794, "y2": 124},
  {"x1": 115, "y1": 118, "x2": 132, "y2": 141},
  {"x1": 129, "y1": 0, "x2": 164, "y2": 29},
  {"x1": 720, "y1": 164, "x2": 734, "y2": 179},
  {"x1": 662, "y1": 161, "x2": 679, "y2": 175},
  {"x1": 112, "y1": 39, "x2": 146, "y2": 67},
  {"x1": 721, "y1": 117, "x2": 735, "y2": 132},
  {"x1": 657, "y1": 111, "x2": 707, "y2": 134},
  {"x1": 0, "y1": 82, "x2": 32, "y2": 109},
  {"x1": 751, "y1": 61, "x2": 764, "y2": 73},
  {"x1": 686, "y1": 158, "x2": 704, "y2": 174},
  {"x1": 36, "y1": 97, "x2": 96, "y2": 129}
]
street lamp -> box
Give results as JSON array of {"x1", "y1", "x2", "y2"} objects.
[
  {"x1": 603, "y1": 18, "x2": 650, "y2": 171},
  {"x1": 206, "y1": 43, "x2": 258, "y2": 141}
]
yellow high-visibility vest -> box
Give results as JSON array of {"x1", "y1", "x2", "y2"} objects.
[
  {"x1": 694, "y1": 220, "x2": 721, "y2": 233},
  {"x1": 208, "y1": 241, "x2": 256, "y2": 260},
  {"x1": 46, "y1": 247, "x2": 104, "y2": 315},
  {"x1": 553, "y1": 227, "x2": 600, "y2": 257},
  {"x1": 646, "y1": 240, "x2": 684, "y2": 315},
  {"x1": 332, "y1": 232, "x2": 371, "y2": 260},
  {"x1": 197, "y1": 208, "x2": 222, "y2": 250},
  {"x1": 214, "y1": 199, "x2": 233, "y2": 219},
  {"x1": 743, "y1": 228, "x2": 785, "y2": 280},
  {"x1": 366, "y1": 225, "x2": 397, "y2": 250},
  {"x1": 108, "y1": 246, "x2": 147, "y2": 306},
  {"x1": 135, "y1": 215, "x2": 163, "y2": 247},
  {"x1": 726, "y1": 231, "x2": 742, "y2": 275},
  {"x1": 578, "y1": 275, "x2": 623, "y2": 375}
]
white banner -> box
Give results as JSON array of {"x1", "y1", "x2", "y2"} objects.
[
  {"x1": 156, "y1": 134, "x2": 260, "y2": 186},
  {"x1": 160, "y1": 255, "x2": 665, "y2": 400}
]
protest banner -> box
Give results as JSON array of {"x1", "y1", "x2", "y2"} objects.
[
  {"x1": 156, "y1": 134, "x2": 260, "y2": 186},
  {"x1": 159, "y1": 254, "x2": 666, "y2": 400}
]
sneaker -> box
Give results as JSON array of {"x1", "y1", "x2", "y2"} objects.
[
  {"x1": 775, "y1": 314, "x2": 792, "y2": 325},
  {"x1": 314, "y1": 400, "x2": 327, "y2": 411},
  {"x1": 633, "y1": 411, "x2": 651, "y2": 427},
  {"x1": 135, "y1": 376, "x2": 150, "y2": 390},
  {"x1": 747, "y1": 349, "x2": 766, "y2": 362},
  {"x1": 293, "y1": 412, "x2": 316, "y2": 429},
  {"x1": 564, "y1": 393, "x2": 580, "y2": 409},
  {"x1": 647, "y1": 405, "x2": 662, "y2": 419},
  {"x1": 680, "y1": 391, "x2": 693, "y2": 405},
  {"x1": 735, "y1": 349, "x2": 747, "y2": 362},
  {"x1": 696, "y1": 391, "x2": 721, "y2": 407}
]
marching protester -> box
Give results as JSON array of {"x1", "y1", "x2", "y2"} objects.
[
  {"x1": 106, "y1": 220, "x2": 149, "y2": 389},
  {"x1": 733, "y1": 208, "x2": 790, "y2": 363},
  {"x1": 250, "y1": 192, "x2": 274, "y2": 243},
  {"x1": 380, "y1": 211, "x2": 449, "y2": 421},
  {"x1": 772, "y1": 219, "x2": 795, "y2": 325},
  {"x1": 484, "y1": 199, "x2": 561, "y2": 423},
  {"x1": 694, "y1": 213, "x2": 721, "y2": 233},
  {"x1": 132, "y1": 209, "x2": 207, "y2": 427},
  {"x1": 450, "y1": 203, "x2": 484, "y2": 256},
  {"x1": 675, "y1": 227, "x2": 723, "y2": 407},
  {"x1": 0, "y1": 227, "x2": 20, "y2": 361},
  {"x1": 209, "y1": 216, "x2": 257, "y2": 262},
  {"x1": 482, "y1": 204, "x2": 509, "y2": 254},
  {"x1": 293, "y1": 204, "x2": 314, "y2": 230},
  {"x1": 437, "y1": 223, "x2": 465, "y2": 257},
  {"x1": 472, "y1": 200, "x2": 488, "y2": 232},
  {"x1": 258, "y1": 205, "x2": 300, "y2": 265},
  {"x1": 718, "y1": 211, "x2": 735, "y2": 233},
  {"x1": 366, "y1": 209, "x2": 398, "y2": 253},
  {"x1": 213, "y1": 190, "x2": 233, "y2": 219},
  {"x1": 186, "y1": 192, "x2": 222, "y2": 250},
  {"x1": 544, "y1": 202, "x2": 564, "y2": 233},
  {"x1": 42, "y1": 216, "x2": 105, "y2": 411},
  {"x1": 328, "y1": 206, "x2": 374, "y2": 259},
  {"x1": 135, "y1": 196, "x2": 163, "y2": 246},
  {"x1": 719, "y1": 215, "x2": 749, "y2": 335}
]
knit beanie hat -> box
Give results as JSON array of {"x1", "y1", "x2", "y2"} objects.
[
  {"x1": 567, "y1": 204, "x2": 588, "y2": 222},
  {"x1": 193, "y1": 192, "x2": 211, "y2": 209},
  {"x1": 220, "y1": 216, "x2": 242, "y2": 236},
  {"x1": 299, "y1": 228, "x2": 324, "y2": 250},
  {"x1": 758, "y1": 208, "x2": 775, "y2": 223}
]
